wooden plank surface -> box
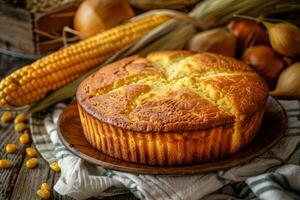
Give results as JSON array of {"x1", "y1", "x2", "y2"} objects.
[
  {"x1": 0, "y1": 3, "x2": 35, "y2": 54},
  {"x1": 0, "y1": 53, "x2": 137, "y2": 200},
  {"x1": 0, "y1": 124, "x2": 25, "y2": 200},
  {"x1": 9, "y1": 143, "x2": 51, "y2": 200},
  {"x1": 0, "y1": 54, "x2": 31, "y2": 200}
]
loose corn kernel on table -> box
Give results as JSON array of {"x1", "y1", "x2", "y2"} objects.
[{"x1": 0, "y1": 54, "x2": 137, "y2": 200}]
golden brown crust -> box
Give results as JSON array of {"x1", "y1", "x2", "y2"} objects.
[
  {"x1": 78, "y1": 104, "x2": 264, "y2": 166},
  {"x1": 77, "y1": 55, "x2": 163, "y2": 102},
  {"x1": 77, "y1": 51, "x2": 268, "y2": 132},
  {"x1": 190, "y1": 53, "x2": 253, "y2": 72},
  {"x1": 200, "y1": 74, "x2": 268, "y2": 118},
  {"x1": 130, "y1": 89, "x2": 234, "y2": 132}
]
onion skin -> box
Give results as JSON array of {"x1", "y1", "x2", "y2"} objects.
[
  {"x1": 270, "y1": 62, "x2": 300, "y2": 99},
  {"x1": 187, "y1": 28, "x2": 236, "y2": 57},
  {"x1": 74, "y1": 0, "x2": 134, "y2": 39},
  {"x1": 242, "y1": 45, "x2": 285, "y2": 89},
  {"x1": 228, "y1": 19, "x2": 269, "y2": 55},
  {"x1": 264, "y1": 22, "x2": 300, "y2": 58}
]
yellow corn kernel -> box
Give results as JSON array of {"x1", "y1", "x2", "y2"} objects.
[
  {"x1": 26, "y1": 147, "x2": 37, "y2": 157},
  {"x1": 0, "y1": 15, "x2": 170, "y2": 107},
  {"x1": 26, "y1": 158, "x2": 38, "y2": 169},
  {"x1": 0, "y1": 159, "x2": 12, "y2": 168},
  {"x1": 15, "y1": 122, "x2": 26, "y2": 132},
  {"x1": 49, "y1": 162, "x2": 60, "y2": 172},
  {"x1": 14, "y1": 114, "x2": 27, "y2": 123},
  {"x1": 1, "y1": 111, "x2": 13, "y2": 123},
  {"x1": 19, "y1": 133, "x2": 30, "y2": 145},
  {"x1": 6, "y1": 144, "x2": 17, "y2": 153},
  {"x1": 40, "y1": 183, "x2": 51, "y2": 191},
  {"x1": 37, "y1": 189, "x2": 50, "y2": 199}
]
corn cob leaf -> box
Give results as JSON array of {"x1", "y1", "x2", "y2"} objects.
[
  {"x1": 139, "y1": 22, "x2": 195, "y2": 56},
  {"x1": 191, "y1": 0, "x2": 300, "y2": 29},
  {"x1": 123, "y1": 18, "x2": 179, "y2": 55}
]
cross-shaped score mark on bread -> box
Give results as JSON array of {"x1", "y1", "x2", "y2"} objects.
[{"x1": 91, "y1": 52, "x2": 258, "y2": 117}]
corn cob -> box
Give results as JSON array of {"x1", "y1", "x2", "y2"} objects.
[{"x1": 0, "y1": 15, "x2": 170, "y2": 107}]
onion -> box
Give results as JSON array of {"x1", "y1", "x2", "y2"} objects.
[
  {"x1": 270, "y1": 63, "x2": 300, "y2": 99},
  {"x1": 242, "y1": 45, "x2": 285, "y2": 89},
  {"x1": 187, "y1": 28, "x2": 236, "y2": 57},
  {"x1": 263, "y1": 21, "x2": 300, "y2": 57},
  {"x1": 228, "y1": 19, "x2": 269, "y2": 56},
  {"x1": 74, "y1": 0, "x2": 135, "y2": 39}
]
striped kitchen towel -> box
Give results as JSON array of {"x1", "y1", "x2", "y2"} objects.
[
  {"x1": 246, "y1": 164, "x2": 300, "y2": 200},
  {"x1": 30, "y1": 100, "x2": 300, "y2": 200}
]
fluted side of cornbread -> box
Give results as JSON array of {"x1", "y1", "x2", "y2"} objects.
[
  {"x1": 77, "y1": 51, "x2": 269, "y2": 166},
  {"x1": 78, "y1": 104, "x2": 264, "y2": 165}
]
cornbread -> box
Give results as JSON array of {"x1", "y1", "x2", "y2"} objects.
[{"x1": 77, "y1": 51, "x2": 269, "y2": 166}]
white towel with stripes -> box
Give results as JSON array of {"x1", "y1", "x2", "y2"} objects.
[
  {"x1": 30, "y1": 100, "x2": 300, "y2": 200},
  {"x1": 246, "y1": 164, "x2": 300, "y2": 200}
]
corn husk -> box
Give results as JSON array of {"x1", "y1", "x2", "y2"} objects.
[
  {"x1": 28, "y1": 0, "x2": 300, "y2": 112},
  {"x1": 129, "y1": 0, "x2": 199, "y2": 10},
  {"x1": 191, "y1": 0, "x2": 300, "y2": 29}
]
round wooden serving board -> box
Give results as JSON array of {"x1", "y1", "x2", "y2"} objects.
[{"x1": 57, "y1": 97, "x2": 287, "y2": 176}]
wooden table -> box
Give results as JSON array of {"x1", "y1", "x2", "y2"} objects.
[{"x1": 0, "y1": 53, "x2": 137, "y2": 200}]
